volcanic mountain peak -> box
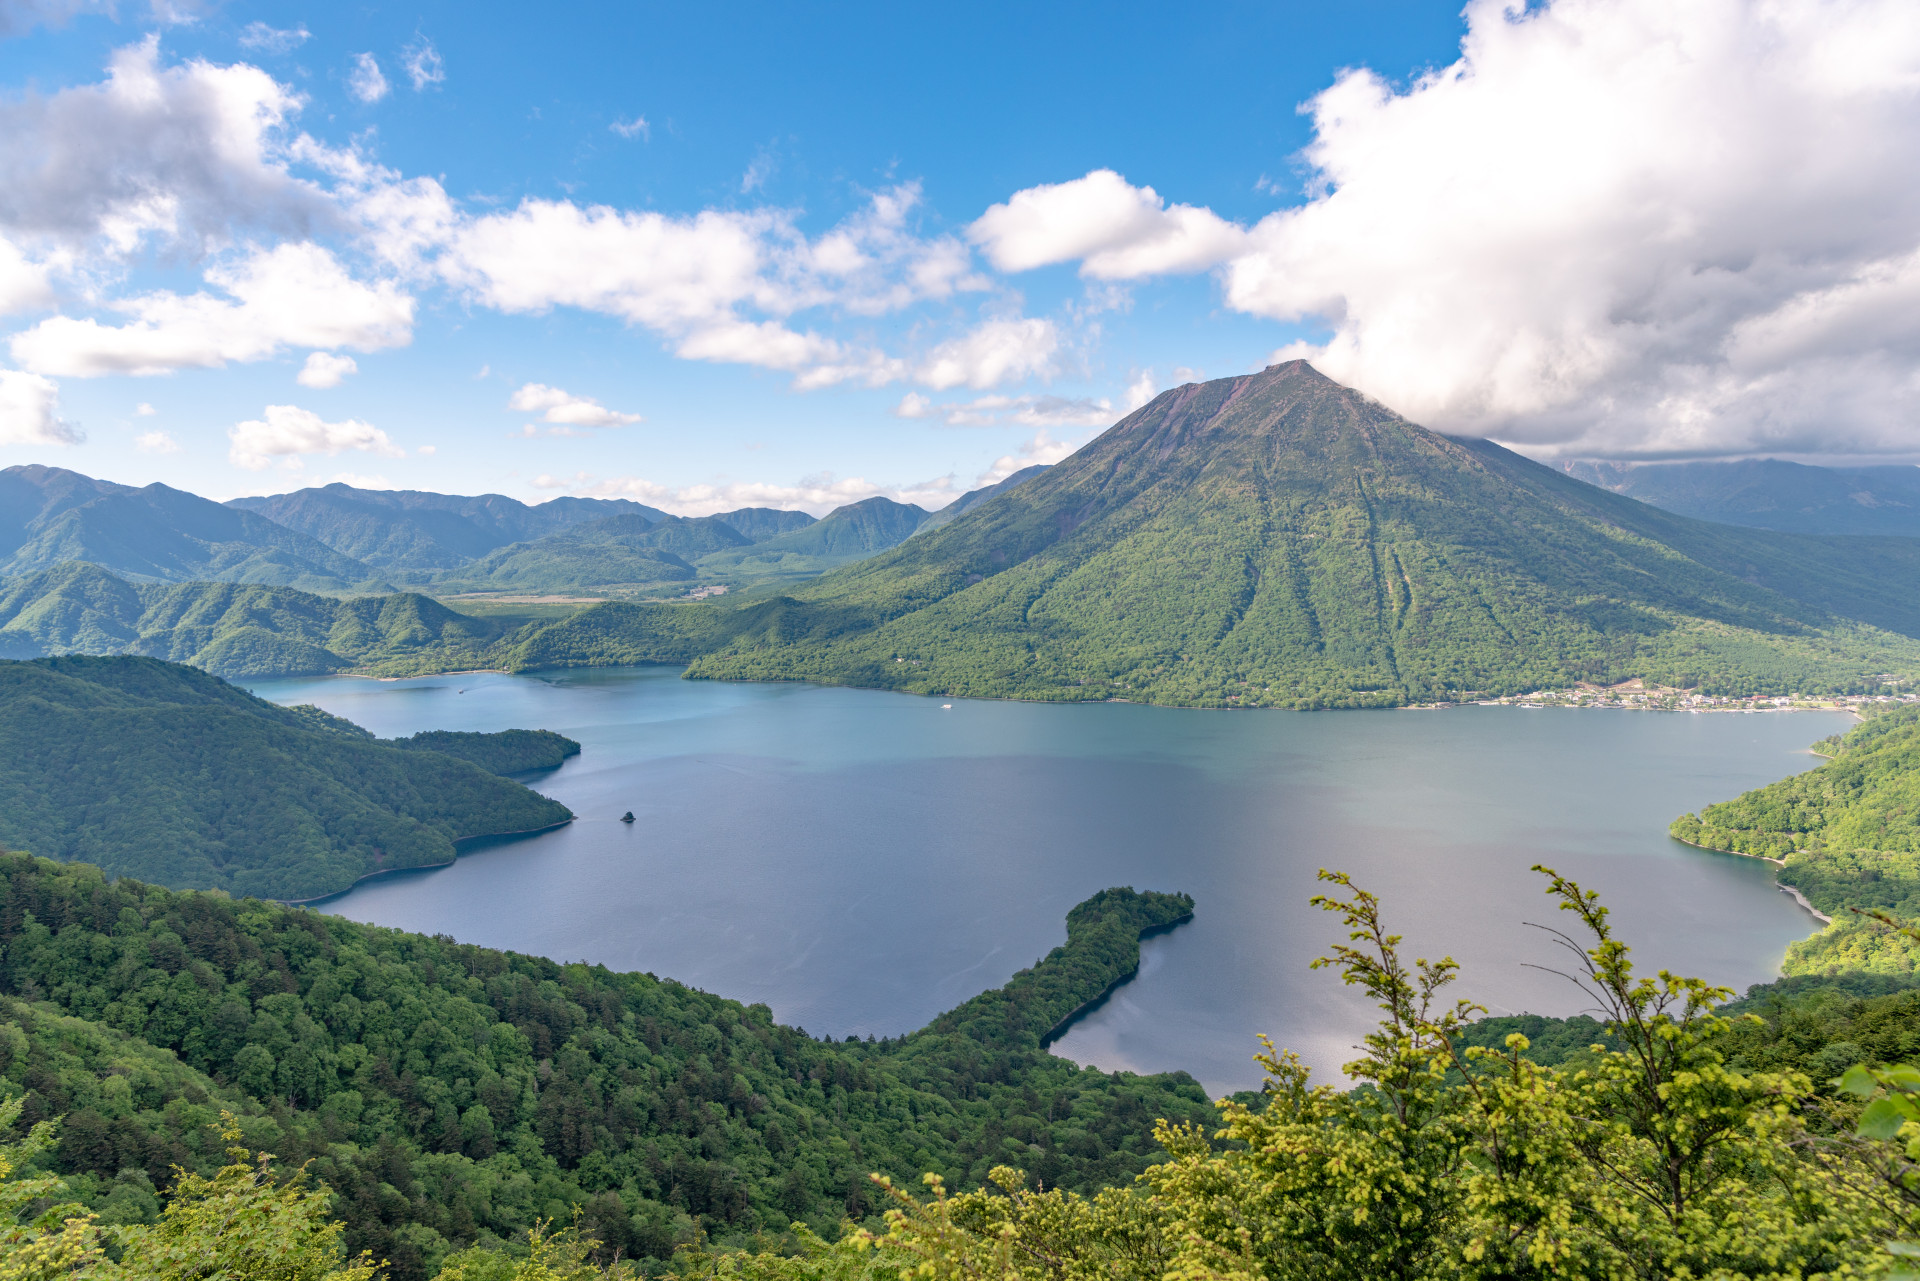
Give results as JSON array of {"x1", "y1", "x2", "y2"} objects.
[{"x1": 686, "y1": 363, "x2": 1920, "y2": 707}]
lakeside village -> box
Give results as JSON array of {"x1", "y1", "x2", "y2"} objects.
[{"x1": 1441, "y1": 678, "x2": 1920, "y2": 713}]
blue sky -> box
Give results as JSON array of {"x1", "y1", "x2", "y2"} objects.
[{"x1": 1, "y1": 0, "x2": 1917, "y2": 512}]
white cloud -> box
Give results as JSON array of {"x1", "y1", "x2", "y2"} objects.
[
  {"x1": 610, "y1": 116, "x2": 649, "y2": 140},
  {"x1": 892, "y1": 390, "x2": 1118, "y2": 428},
  {"x1": 230, "y1": 403, "x2": 401, "y2": 469},
  {"x1": 134, "y1": 428, "x2": 178, "y2": 452},
  {"x1": 12, "y1": 241, "x2": 413, "y2": 376},
  {"x1": 915, "y1": 317, "x2": 1060, "y2": 390},
  {"x1": 133, "y1": 401, "x2": 154, "y2": 415},
  {"x1": 0, "y1": 36, "x2": 331, "y2": 255},
  {"x1": 416, "y1": 443, "x2": 435, "y2": 455},
  {"x1": 402, "y1": 38, "x2": 444, "y2": 91},
  {"x1": 978, "y1": 428, "x2": 1080, "y2": 485},
  {"x1": 0, "y1": 369, "x2": 77, "y2": 444},
  {"x1": 1222, "y1": 0, "x2": 1920, "y2": 458},
  {"x1": 441, "y1": 184, "x2": 994, "y2": 389},
  {"x1": 969, "y1": 169, "x2": 1245, "y2": 279},
  {"x1": 347, "y1": 53, "x2": 388, "y2": 104},
  {"x1": 508, "y1": 381, "x2": 641, "y2": 428},
  {"x1": 238, "y1": 22, "x2": 309, "y2": 54},
  {"x1": 330, "y1": 471, "x2": 394, "y2": 488},
  {"x1": 535, "y1": 469, "x2": 959, "y2": 518},
  {"x1": 0, "y1": 236, "x2": 52, "y2": 315},
  {"x1": 297, "y1": 351, "x2": 359, "y2": 388}
]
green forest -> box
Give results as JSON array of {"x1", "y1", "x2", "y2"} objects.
[
  {"x1": 1674, "y1": 704, "x2": 1920, "y2": 976},
  {"x1": 10, "y1": 861, "x2": 1920, "y2": 1279},
  {"x1": 0, "y1": 657, "x2": 576, "y2": 900},
  {"x1": 0, "y1": 856, "x2": 1211, "y2": 1278}
]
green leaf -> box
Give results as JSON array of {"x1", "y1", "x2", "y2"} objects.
[
  {"x1": 1860, "y1": 1097, "x2": 1916, "y2": 1140},
  {"x1": 1839, "y1": 1064, "x2": 1880, "y2": 1097}
]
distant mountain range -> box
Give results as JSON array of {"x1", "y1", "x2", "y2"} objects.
[
  {"x1": 0, "y1": 469, "x2": 966, "y2": 596},
  {"x1": 1561, "y1": 459, "x2": 1920, "y2": 536},
  {"x1": 227, "y1": 482, "x2": 672, "y2": 569},
  {"x1": 684, "y1": 363, "x2": 1920, "y2": 706},
  {"x1": 10, "y1": 372, "x2": 1920, "y2": 705}
]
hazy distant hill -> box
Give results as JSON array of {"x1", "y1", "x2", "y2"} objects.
[
  {"x1": 228, "y1": 482, "x2": 670, "y2": 570},
  {"x1": 434, "y1": 513, "x2": 758, "y2": 591},
  {"x1": 698, "y1": 496, "x2": 930, "y2": 579},
  {"x1": 0, "y1": 467, "x2": 373, "y2": 591},
  {"x1": 0, "y1": 655, "x2": 573, "y2": 899},
  {"x1": 708, "y1": 505, "x2": 816, "y2": 541},
  {"x1": 1562, "y1": 459, "x2": 1920, "y2": 536},
  {"x1": 916, "y1": 465, "x2": 1049, "y2": 534},
  {"x1": 684, "y1": 363, "x2": 1920, "y2": 707},
  {"x1": 0, "y1": 464, "x2": 130, "y2": 557},
  {"x1": 0, "y1": 562, "x2": 516, "y2": 677}
]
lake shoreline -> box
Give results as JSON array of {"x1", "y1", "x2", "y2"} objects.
[{"x1": 274, "y1": 817, "x2": 574, "y2": 907}]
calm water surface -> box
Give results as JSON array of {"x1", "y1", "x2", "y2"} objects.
[{"x1": 247, "y1": 667, "x2": 1845, "y2": 1094}]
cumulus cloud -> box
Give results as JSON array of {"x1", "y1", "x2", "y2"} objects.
[
  {"x1": 402, "y1": 38, "x2": 444, "y2": 91},
  {"x1": 134, "y1": 428, "x2": 178, "y2": 452},
  {"x1": 347, "y1": 53, "x2": 388, "y2": 104},
  {"x1": 133, "y1": 401, "x2": 154, "y2": 415},
  {"x1": 508, "y1": 381, "x2": 641, "y2": 428},
  {"x1": 985, "y1": 0, "x2": 1920, "y2": 458},
  {"x1": 969, "y1": 169, "x2": 1244, "y2": 279},
  {"x1": 229, "y1": 402, "x2": 401, "y2": 469},
  {"x1": 0, "y1": 368, "x2": 78, "y2": 444},
  {"x1": 297, "y1": 351, "x2": 358, "y2": 388},
  {"x1": 0, "y1": 36, "x2": 332, "y2": 255},
  {"x1": 11, "y1": 241, "x2": 413, "y2": 376},
  {"x1": 1218, "y1": 0, "x2": 1920, "y2": 456},
  {"x1": 238, "y1": 22, "x2": 308, "y2": 54},
  {"x1": 915, "y1": 317, "x2": 1059, "y2": 391},
  {"x1": 534, "y1": 469, "x2": 959, "y2": 518},
  {"x1": 441, "y1": 183, "x2": 995, "y2": 388},
  {"x1": 0, "y1": 237, "x2": 52, "y2": 314}
]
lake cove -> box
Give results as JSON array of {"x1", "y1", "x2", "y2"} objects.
[{"x1": 248, "y1": 665, "x2": 1848, "y2": 1095}]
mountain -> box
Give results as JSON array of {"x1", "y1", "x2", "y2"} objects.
[
  {"x1": 0, "y1": 469, "x2": 373, "y2": 590},
  {"x1": 432, "y1": 513, "x2": 760, "y2": 591},
  {"x1": 708, "y1": 505, "x2": 817, "y2": 541},
  {"x1": 0, "y1": 655, "x2": 573, "y2": 899},
  {"x1": 1563, "y1": 459, "x2": 1920, "y2": 536},
  {"x1": 227, "y1": 482, "x2": 669, "y2": 570},
  {"x1": 916, "y1": 464, "x2": 1049, "y2": 534},
  {"x1": 684, "y1": 362, "x2": 1920, "y2": 707},
  {"x1": 0, "y1": 562, "x2": 516, "y2": 677},
  {"x1": 698, "y1": 496, "x2": 931, "y2": 580},
  {"x1": 0, "y1": 464, "x2": 130, "y2": 557}
]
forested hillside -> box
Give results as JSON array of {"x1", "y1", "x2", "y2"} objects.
[
  {"x1": 0, "y1": 857, "x2": 1210, "y2": 1278},
  {"x1": 1674, "y1": 705, "x2": 1920, "y2": 974},
  {"x1": 0, "y1": 657, "x2": 574, "y2": 900},
  {"x1": 228, "y1": 483, "x2": 670, "y2": 570},
  {"x1": 684, "y1": 363, "x2": 1920, "y2": 707},
  {"x1": 0, "y1": 563, "x2": 519, "y2": 678},
  {"x1": 0, "y1": 471, "x2": 376, "y2": 592}
]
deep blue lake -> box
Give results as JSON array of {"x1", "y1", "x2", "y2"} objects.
[{"x1": 247, "y1": 666, "x2": 1845, "y2": 1095}]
